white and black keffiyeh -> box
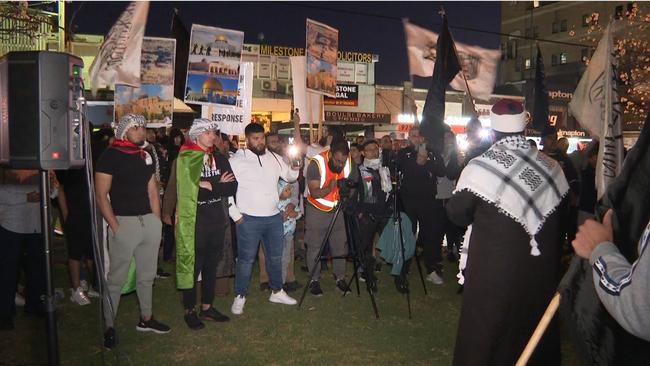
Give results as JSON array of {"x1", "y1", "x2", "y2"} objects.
[
  {"x1": 455, "y1": 135, "x2": 569, "y2": 283},
  {"x1": 188, "y1": 118, "x2": 219, "y2": 141},
  {"x1": 115, "y1": 114, "x2": 146, "y2": 140},
  {"x1": 458, "y1": 136, "x2": 569, "y2": 252}
]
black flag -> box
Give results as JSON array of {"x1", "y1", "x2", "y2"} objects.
[
  {"x1": 420, "y1": 15, "x2": 461, "y2": 150},
  {"x1": 533, "y1": 45, "x2": 550, "y2": 131},
  {"x1": 171, "y1": 9, "x2": 190, "y2": 100},
  {"x1": 560, "y1": 111, "x2": 650, "y2": 364}
]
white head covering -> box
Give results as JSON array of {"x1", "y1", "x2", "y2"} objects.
[
  {"x1": 188, "y1": 118, "x2": 219, "y2": 141},
  {"x1": 115, "y1": 114, "x2": 146, "y2": 140},
  {"x1": 490, "y1": 99, "x2": 527, "y2": 133}
]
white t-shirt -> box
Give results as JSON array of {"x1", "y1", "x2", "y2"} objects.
[{"x1": 228, "y1": 149, "x2": 299, "y2": 221}]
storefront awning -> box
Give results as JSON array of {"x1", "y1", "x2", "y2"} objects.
[{"x1": 173, "y1": 98, "x2": 195, "y2": 114}]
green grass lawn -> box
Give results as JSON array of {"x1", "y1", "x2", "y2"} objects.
[
  {"x1": 2, "y1": 237, "x2": 463, "y2": 366},
  {"x1": 2, "y1": 235, "x2": 579, "y2": 366}
]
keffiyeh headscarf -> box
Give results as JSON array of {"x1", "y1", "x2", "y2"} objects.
[
  {"x1": 188, "y1": 118, "x2": 219, "y2": 141},
  {"x1": 455, "y1": 135, "x2": 569, "y2": 284},
  {"x1": 115, "y1": 114, "x2": 146, "y2": 140}
]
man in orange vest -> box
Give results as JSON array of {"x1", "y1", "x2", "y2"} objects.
[{"x1": 304, "y1": 142, "x2": 354, "y2": 296}]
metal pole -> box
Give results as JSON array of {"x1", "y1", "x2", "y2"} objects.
[
  {"x1": 40, "y1": 170, "x2": 60, "y2": 366},
  {"x1": 57, "y1": 0, "x2": 65, "y2": 52}
]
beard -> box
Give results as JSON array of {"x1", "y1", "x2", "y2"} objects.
[
  {"x1": 249, "y1": 145, "x2": 266, "y2": 156},
  {"x1": 129, "y1": 137, "x2": 145, "y2": 147},
  {"x1": 328, "y1": 159, "x2": 343, "y2": 174}
]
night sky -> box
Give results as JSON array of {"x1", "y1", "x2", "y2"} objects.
[{"x1": 67, "y1": 1, "x2": 501, "y2": 88}]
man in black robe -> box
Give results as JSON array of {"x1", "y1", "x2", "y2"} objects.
[{"x1": 447, "y1": 99, "x2": 569, "y2": 365}]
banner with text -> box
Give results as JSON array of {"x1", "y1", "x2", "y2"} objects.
[
  {"x1": 185, "y1": 24, "x2": 244, "y2": 107},
  {"x1": 325, "y1": 111, "x2": 390, "y2": 124},
  {"x1": 404, "y1": 21, "x2": 500, "y2": 100},
  {"x1": 324, "y1": 84, "x2": 359, "y2": 106},
  {"x1": 201, "y1": 62, "x2": 253, "y2": 136}
]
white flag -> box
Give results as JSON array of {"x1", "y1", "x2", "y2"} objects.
[
  {"x1": 568, "y1": 23, "x2": 624, "y2": 198},
  {"x1": 201, "y1": 62, "x2": 253, "y2": 136},
  {"x1": 291, "y1": 56, "x2": 323, "y2": 126},
  {"x1": 403, "y1": 21, "x2": 501, "y2": 101},
  {"x1": 89, "y1": 1, "x2": 149, "y2": 95}
]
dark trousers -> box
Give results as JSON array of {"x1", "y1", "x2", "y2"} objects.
[
  {"x1": 182, "y1": 222, "x2": 226, "y2": 310},
  {"x1": 401, "y1": 197, "x2": 443, "y2": 274},
  {"x1": 357, "y1": 214, "x2": 386, "y2": 276},
  {"x1": 162, "y1": 218, "x2": 175, "y2": 262},
  {"x1": 0, "y1": 225, "x2": 45, "y2": 320},
  {"x1": 436, "y1": 199, "x2": 463, "y2": 254}
]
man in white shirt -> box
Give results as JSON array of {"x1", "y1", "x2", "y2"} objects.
[{"x1": 228, "y1": 123, "x2": 300, "y2": 315}]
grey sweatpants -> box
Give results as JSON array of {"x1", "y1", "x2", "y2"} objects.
[
  {"x1": 304, "y1": 203, "x2": 348, "y2": 281},
  {"x1": 103, "y1": 214, "x2": 162, "y2": 327}
]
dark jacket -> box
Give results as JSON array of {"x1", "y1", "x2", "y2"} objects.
[{"x1": 396, "y1": 146, "x2": 445, "y2": 200}]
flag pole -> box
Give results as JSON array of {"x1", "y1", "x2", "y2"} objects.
[
  {"x1": 440, "y1": 6, "x2": 479, "y2": 117},
  {"x1": 401, "y1": 17, "x2": 415, "y2": 86},
  {"x1": 402, "y1": 17, "x2": 417, "y2": 123},
  {"x1": 515, "y1": 292, "x2": 561, "y2": 366}
]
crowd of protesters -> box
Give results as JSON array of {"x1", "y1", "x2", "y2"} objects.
[{"x1": 1, "y1": 99, "x2": 648, "y2": 362}]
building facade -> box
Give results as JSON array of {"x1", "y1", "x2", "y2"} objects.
[{"x1": 500, "y1": 1, "x2": 649, "y2": 137}]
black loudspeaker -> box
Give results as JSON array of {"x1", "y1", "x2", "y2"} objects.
[{"x1": 0, "y1": 51, "x2": 85, "y2": 169}]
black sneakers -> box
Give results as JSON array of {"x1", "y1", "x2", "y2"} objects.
[
  {"x1": 104, "y1": 327, "x2": 117, "y2": 349},
  {"x1": 184, "y1": 310, "x2": 205, "y2": 330},
  {"x1": 259, "y1": 282, "x2": 269, "y2": 291},
  {"x1": 283, "y1": 281, "x2": 302, "y2": 292},
  {"x1": 336, "y1": 279, "x2": 351, "y2": 295},
  {"x1": 199, "y1": 307, "x2": 230, "y2": 322},
  {"x1": 309, "y1": 280, "x2": 323, "y2": 297},
  {"x1": 136, "y1": 316, "x2": 171, "y2": 334},
  {"x1": 156, "y1": 268, "x2": 171, "y2": 279},
  {"x1": 394, "y1": 275, "x2": 409, "y2": 294}
]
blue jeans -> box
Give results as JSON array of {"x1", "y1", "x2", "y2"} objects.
[{"x1": 234, "y1": 214, "x2": 284, "y2": 296}]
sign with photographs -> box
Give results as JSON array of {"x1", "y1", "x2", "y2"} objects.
[
  {"x1": 185, "y1": 24, "x2": 244, "y2": 106},
  {"x1": 201, "y1": 62, "x2": 254, "y2": 136},
  {"x1": 306, "y1": 19, "x2": 339, "y2": 97},
  {"x1": 324, "y1": 84, "x2": 359, "y2": 106},
  {"x1": 115, "y1": 37, "x2": 176, "y2": 127}
]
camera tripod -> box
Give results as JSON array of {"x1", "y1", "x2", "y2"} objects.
[
  {"x1": 384, "y1": 168, "x2": 429, "y2": 319},
  {"x1": 297, "y1": 195, "x2": 380, "y2": 319}
]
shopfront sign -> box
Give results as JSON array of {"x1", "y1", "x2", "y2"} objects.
[
  {"x1": 325, "y1": 111, "x2": 391, "y2": 124},
  {"x1": 324, "y1": 84, "x2": 359, "y2": 106},
  {"x1": 246, "y1": 43, "x2": 377, "y2": 63}
]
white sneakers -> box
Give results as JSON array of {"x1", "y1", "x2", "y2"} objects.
[
  {"x1": 70, "y1": 287, "x2": 91, "y2": 306},
  {"x1": 269, "y1": 289, "x2": 297, "y2": 305},
  {"x1": 426, "y1": 272, "x2": 444, "y2": 285},
  {"x1": 81, "y1": 280, "x2": 100, "y2": 298},
  {"x1": 231, "y1": 295, "x2": 246, "y2": 315},
  {"x1": 15, "y1": 293, "x2": 25, "y2": 307},
  {"x1": 231, "y1": 289, "x2": 298, "y2": 315}
]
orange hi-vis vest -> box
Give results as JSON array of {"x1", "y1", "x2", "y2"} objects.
[{"x1": 307, "y1": 149, "x2": 352, "y2": 212}]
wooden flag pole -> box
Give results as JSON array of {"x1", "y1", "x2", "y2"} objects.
[
  {"x1": 307, "y1": 92, "x2": 314, "y2": 143},
  {"x1": 317, "y1": 94, "x2": 324, "y2": 142},
  {"x1": 515, "y1": 292, "x2": 561, "y2": 366}
]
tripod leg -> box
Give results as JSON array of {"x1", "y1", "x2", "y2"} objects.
[
  {"x1": 366, "y1": 282, "x2": 380, "y2": 319},
  {"x1": 413, "y1": 251, "x2": 428, "y2": 295},
  {"x1": 345, "y1": 259, "x2": 360, "y2": 297},
  {"x1": 298, "y1": 204, "x2": 343, "y2": 308},
  {"x1": 395, "y1": 213, "x2": 414, "y2": 319}
]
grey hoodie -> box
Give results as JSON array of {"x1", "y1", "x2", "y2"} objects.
[{"x1": 589, "y1": 220, "x2": 650, "y2": 341}]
